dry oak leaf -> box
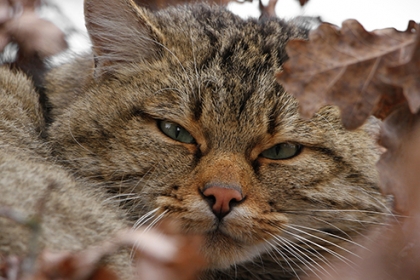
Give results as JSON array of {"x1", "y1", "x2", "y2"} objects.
[
  {"x1": 379, "y1": 23, "x2": 420, "y2": 114},
  {"x1": 277, "y1": 20, "x2": 419, "y2": 129},
  {"x1": 0, "y1": 0, "x2": 67, "y2": 57}
]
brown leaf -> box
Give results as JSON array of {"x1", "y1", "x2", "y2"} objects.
[
  {"x1": 371, "y1": 86, "x2": 406, "y2": 120},
  {"x1": 277, "y1": 20, "x2": 419, "y2": 129},
  {"x1": 89, "y1": 267, "x2": 119, "y2": 280},
  {"x1": 0, "y1": 0, "x2": 11, "y2": 52},
  {"x1": 5, "y1": 10, "x2": 67, "y2": 57},
  {"x1": 379, "y1": 24, "x2": 420, "y2": 114},
  {"x1": 259, "y1": 0, "x2": 278, "y2": 18},
  {"x1": 19, "y1": 0, "x2": 40, "y2": 9},
  {"x1": 297, "y1": 0, "x2": 309, "y2": 7},
  {"x1": 38, "y1": 251, "x2": 104, "y2": 280},
  {"x1": 1, "y1": 0, "x2": 41, "y2": 52},
  {"x1": 0, "y1": 0, "x2": 10, "y2": 24},
  {"x1": 1, "y1": 255, "x2": 21, "y2": 280}
]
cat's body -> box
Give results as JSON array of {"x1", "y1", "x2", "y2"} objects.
[
  {"x1": 1, "y1": 0, "x2": 388, "y2": 279},
  {"x1": 0, "y1": 67, "x2": 131, "y2": 277}
]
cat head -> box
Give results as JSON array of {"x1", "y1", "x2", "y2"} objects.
[{"x1": 48, "y1": 0, "x2": 387, "y2": 273}]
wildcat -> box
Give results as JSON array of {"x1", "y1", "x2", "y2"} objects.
[{"x1": 0, "y1": 0, "x2": 389, "y2": 279}]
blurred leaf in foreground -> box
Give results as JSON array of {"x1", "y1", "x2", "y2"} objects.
[{"x1": 1, "y1": 221, "x2": 205, "y2": 280}]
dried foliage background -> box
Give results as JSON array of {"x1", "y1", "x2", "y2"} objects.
[{"x1": 1, "y1": 0, "x2": 420, "y2": 279}]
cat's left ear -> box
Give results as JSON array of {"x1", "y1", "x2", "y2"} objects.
[{"x1": 84, "y1": 0, "x2": 163, "y2": 77}]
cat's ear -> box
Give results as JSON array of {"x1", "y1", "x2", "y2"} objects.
[{"x1": 84, "y1": 0, "x2": 163, "y2": 76}]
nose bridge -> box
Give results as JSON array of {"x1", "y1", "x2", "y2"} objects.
[{"x1": 203, "y1": 152, "x2": 248, "y2": 186}]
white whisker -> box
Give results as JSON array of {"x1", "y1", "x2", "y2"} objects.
[
  {"x1": 283, "y1": 209, "x2": 396, "y2": 216},
  {"x1": 104, "y1": 193, "x2": 139, "y2": 203},
  {"x1": 312, "y1": 217, "x2": 353, "y2": 240},
  {"x1": 332, "y1": 217, "x2": 389, "y2": 226},
  {"x1": 130, "y1": 209, "x2": 167, "y2": 260},
  {"x1": 264, "y1": 239, "x2": 302, "y2": 280},
  {"x1": 270, "y1": 235, "x2": 322, "y2": 279},
  {"x1": 264, "y1": 247, "x2": 287, "y2": 271},
  {"x1": 281, "y1": 227, "x2": 356, "y2": 267},
  {"x1": 268, "y1": 232, "x2": 334, "y2": 278},
  {"x1": 132, "y1": 208, "x2": 159, "y2": 229},
  {"x1": 285, "y1": 224, "x2": 360, "y2": 259},
  {"x1": 289, "y1": 223, "x2": 368, "y2": 250},
  {"x1": 144, "y1": 209, "x2": 168, "y2": 232}
]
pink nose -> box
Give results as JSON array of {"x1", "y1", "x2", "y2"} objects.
[{"x1": 202, "y1": 186, "x2": 244, "y2": 219}]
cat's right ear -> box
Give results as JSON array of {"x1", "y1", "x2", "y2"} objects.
[{"x1": 84, "y1": 0, "x2": 163, "y2": 77}]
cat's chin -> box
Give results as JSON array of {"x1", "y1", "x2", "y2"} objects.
[{"x1": 201, "y1": 230, "x2": 269, "y2": 269}]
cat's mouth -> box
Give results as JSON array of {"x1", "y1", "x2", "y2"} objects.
[
  {"x1": 195, "y1": 214, "x2": 283, "y2": 268},
  {"x1": 206, "y1": 227, "x2": 239, "y2": 241},
  {"x1": 206, "y1": 223, "x2": 242, "y2": 242},
  {"x1": 200, "y1": 228, "x2": 270, "y2": 269},
  {"x1": 155, "y1": 196, "x2": 287, "y2": 268}
]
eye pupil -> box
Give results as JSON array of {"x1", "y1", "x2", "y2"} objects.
[{"x1": 275, "y1": 145, "x2": 281, "y2": 155}]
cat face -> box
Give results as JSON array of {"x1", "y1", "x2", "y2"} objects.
[{"x1": 48, "y1": 0, "x2": 387, "y2": 273}]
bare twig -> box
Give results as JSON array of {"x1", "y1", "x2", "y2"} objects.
[{"x1": 259, "y1": 0, "x2": 278, "y2": 18}]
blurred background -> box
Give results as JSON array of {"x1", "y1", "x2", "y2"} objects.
[
  {"x1": 231, "y1": 0, "x2": 420, "y2": 31},
  {"x1": 44, "y1": 0, "x2": 420, "y2": 55}
]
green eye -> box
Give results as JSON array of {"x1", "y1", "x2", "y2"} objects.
[
  {"x1": 260, "y1": 143, "x2": 301, "y2": 160},
  {"x1": 158, "y1": 120, "x2": 195, "y2": 144}
]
